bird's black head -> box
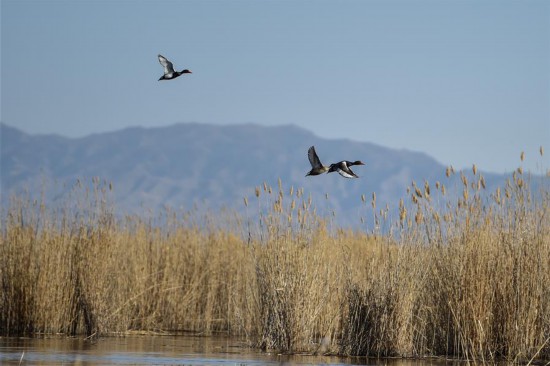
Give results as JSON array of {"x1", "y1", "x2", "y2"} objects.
[
  {"x1": 181, "y1": 69, "x2": 192, "y2": 74},
  {"x1": 351, "y1": 160, "x2": 365, "y2": 166}
]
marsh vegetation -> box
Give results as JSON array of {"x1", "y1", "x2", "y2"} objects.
[{"x1": 1, "y1": 157, "x2": 549, "y2": 364}]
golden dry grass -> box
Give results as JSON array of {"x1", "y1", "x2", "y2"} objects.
[{"x1": 1, "y1": 164, "x2": 549, "y2": 363}]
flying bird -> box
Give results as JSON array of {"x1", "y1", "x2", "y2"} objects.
[
  {"x1": 306, "y1": 146, "x2": 329, "y2": 176},
  {"x1": 328, "y1": 160, "x2": 365, "y2": 179},
  {"x1": 158, "y1": 54, "x2": 192, "y2": 81}
]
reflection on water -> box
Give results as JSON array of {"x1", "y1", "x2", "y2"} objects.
[{"x1": 0, "y1": 334, "x2": 459, "y2": 366}]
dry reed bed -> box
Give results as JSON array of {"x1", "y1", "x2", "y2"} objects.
[{"x1": 1, "y1": 164, "x2": 549, "y2": 363}]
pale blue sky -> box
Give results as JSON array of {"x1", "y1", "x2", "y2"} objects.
[{"x1": 2, "y1": 0, "x2": 549, "y2": 173}]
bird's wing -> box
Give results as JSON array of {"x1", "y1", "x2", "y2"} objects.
[
  {"x1": 158, "y1": 54, "x2": 175, "y2": 74},
  {"x1": 308, "y1": 146, "x2": 323, "y2": 169},
  {"x1": 337, "y1": 164, "x2": 359, "y2": 178},
  {"x1": 337, "y1": 169, "x2": 358, "y2": 178}
]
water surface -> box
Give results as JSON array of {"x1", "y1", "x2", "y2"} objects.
[{"x1": 0, "y1": 334, "x2": 460, "y2": 365}]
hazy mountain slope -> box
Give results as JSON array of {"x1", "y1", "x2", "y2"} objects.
[{"x1": 1, "y1": 122, "x2": 508, "y2": 227}]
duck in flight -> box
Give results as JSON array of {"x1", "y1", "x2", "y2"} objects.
[
  {"x1": 158, "y1": 54, "x2": 192, "y2": 81},
  {"x1": 306, "y1": 146, "x2": 329, "y2": 176},
  {"x1": 328, "y1": 160, "x2": 365, "y2": 179}
]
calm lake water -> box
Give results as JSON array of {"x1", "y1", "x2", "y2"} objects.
[{"x1": 0, "y1": 334, "x2": 461, "y2": 366}]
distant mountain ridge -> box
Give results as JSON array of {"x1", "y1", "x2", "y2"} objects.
[{"x1": 1, "y1": 122, "x2": 507, "y2": 227}]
